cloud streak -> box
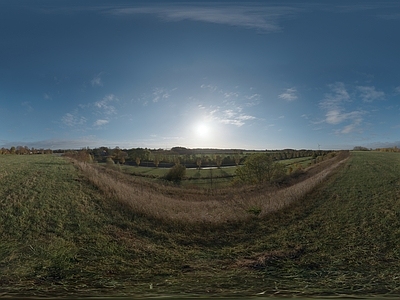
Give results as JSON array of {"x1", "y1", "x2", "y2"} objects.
[{"x1": 109, "y1": 5, "x2": 302, "y2": 32}]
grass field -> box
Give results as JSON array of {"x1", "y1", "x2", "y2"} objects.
[{"x1": 0, "y1": 152, "x2": 400, "y2": 297}]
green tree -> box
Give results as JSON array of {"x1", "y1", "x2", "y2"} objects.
[
  {"x1": 235, "y1": 153, "x2": 285, "y2": 184},
  {"x1": 153, "y1": 154, "x2": 161, "y2": 168}
]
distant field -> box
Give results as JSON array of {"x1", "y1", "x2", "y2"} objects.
[
  {"x1": 1, "y1": 152, "x2": 400, "y2": 297},
  {"x1": 103, "y1": 156, "x2": 314, "y2": 189}
]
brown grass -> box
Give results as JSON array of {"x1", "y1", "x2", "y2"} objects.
[{"x1": 71, "y1": 153, "x2": 349, "y2": 224}]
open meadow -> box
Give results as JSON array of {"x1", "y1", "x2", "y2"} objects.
[{"x1": 0, "y1": 151, "x2": 400, "y2": 297}]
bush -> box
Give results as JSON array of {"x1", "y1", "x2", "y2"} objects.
[
  {"x1": 235, "y1": 153, "x2": 286, "y2": 184},
  {"x1": 164, "y1": 164, "x2": 186, "y2": 183}
]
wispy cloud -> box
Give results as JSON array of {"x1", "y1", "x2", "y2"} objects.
[
  {"x1": 152, "y1": 87, "x2": 174, "y2": 103},
  {"x1": 244, "y1": 93, "x2": 261, "y2": 107},
  {"x1": 62, "y1": 112, "x2": 87, "y2": 127},
  {"x1": 200, "y1": 84, "x2": 218, "y2": 92},
  {"x1": 320, "y1": 82, "x2": 350, "y2": 110},
  {"x1": 224, "y1": 92, "x2": 239, "y2": 99},
  {"x1": 357, "y1": 86, "x2": 385, "y2": 102},
  {"x1": 199, "y1": 105, "x2": 256, "y2": 127},
  {"x1": 378, "y1": 13, "x2": 400, "y2": 20},
  {"x1": 325, "y1": 110, "x2": 363, "y2": 125},
  {"x1": 91, "y1": 73, "x2": 104, "y2": 87},
  {"x1": 94, "y1": 94, "x2": 118, "y2": 115},
  {"x1": 319, "y1": 82, "x2": 365, "y2": 134},
  {"x1": 109, "y1": 5, "x2": 302, "y2": 32},
  {"x1": 93, "y1": 119, "x2": 109, "y2": 127},
  {"x1": 22, "y1": 101, "x2": 33, "y2": 112},
  {"x1": 279, "y1": 87, "x2": 298, "y2": 101}
]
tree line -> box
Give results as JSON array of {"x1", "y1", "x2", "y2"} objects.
[
  {"x1": 62, "y1": 146, "x2": 334, "y2": 168},
  {"x1": 0, "y1": 146, "x2": 53, "y2": 155}
]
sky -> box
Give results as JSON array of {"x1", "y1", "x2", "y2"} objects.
[{"x1": 1, "y1": 0, "x2": 400, "y2": 150}]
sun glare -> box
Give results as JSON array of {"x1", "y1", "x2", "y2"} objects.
[{"x1": 195, "y1": 123, "x2": 210, "y2": 138}]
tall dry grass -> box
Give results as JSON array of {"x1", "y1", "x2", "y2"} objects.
[{"x1": 72, "y1": 155, "x2": 349, "y2": 224}]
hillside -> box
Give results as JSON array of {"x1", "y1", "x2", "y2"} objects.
[{"x1": 0, "y1": 152, "x2": 399, "y2": 298}]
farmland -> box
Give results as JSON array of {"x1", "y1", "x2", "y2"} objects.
[{"x1": 0, "y1": 151, "x2": 400, "y2": 297}]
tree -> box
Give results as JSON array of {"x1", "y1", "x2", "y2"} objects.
[
  {"x1": 235, "y1": 153, "x2": 286, "y2": 184},
  {"x1": 153, "y1": 154, "x2": 161, "y2": 168},
  {"x1": 233, "y1": 153, "x2": 241, "y2": 166},
  {"x1": 196, "y1": 157, "x2": 202, "y2": 170},
  {"x1": 215, "y1": 155, "x2": 223, "y2": 169},
  {"x1": 135, "y1": 157, "x2": 141, "y2": 167}
]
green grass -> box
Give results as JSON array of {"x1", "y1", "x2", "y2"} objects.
[
  {"x1": 107, "y1": 163, "x2": 237, "y2": 189},
  {"x1": 280, "y1": 156, "x2": 314, "y2": 168},
  {"x1": 116, "y1": 163, "x2": 237, "y2": 178},
  {"x1": 1, "y1": 152, "x2": 400, "y2": 297}
]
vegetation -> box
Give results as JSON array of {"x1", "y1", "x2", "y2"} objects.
[
  {"x1": 163, "y1": 164, "x2": 186, "y2": 183},
  {"x1": 1, "y1": 151, "x2": 399, "y2": 298},
  {"x1": 235, "y1": 153, "x2": 286, "y2": 184}
]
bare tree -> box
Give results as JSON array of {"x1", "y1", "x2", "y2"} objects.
[{"x1": 215, "y1": 155, "x2": 223, "y2": 169}]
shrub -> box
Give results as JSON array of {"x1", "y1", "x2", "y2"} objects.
[
  {"x1": 235, "y1": 153, "x2": 285, "y2": 184},
  {"x1": 164, "y1": 164, "x2": 186, "y2": 183},
  {"x1": 106, "y1": 157, "x2": 115, "y2": 166}
]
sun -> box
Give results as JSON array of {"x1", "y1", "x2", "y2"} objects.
[{"x1": 195, "y1": 123, "x2": 210, "y2": 138}]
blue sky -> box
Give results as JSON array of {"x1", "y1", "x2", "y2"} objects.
[{"x1": 1, "y1": 0, "x2": 400, "y2": 150}]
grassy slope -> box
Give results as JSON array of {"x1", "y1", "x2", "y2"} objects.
[{"x1": 0, "y1": 152, "x2": 400, "y2": 297}]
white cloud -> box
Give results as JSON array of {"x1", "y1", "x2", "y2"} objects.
[
  {"x1": 200, "y1": 84, "x2": 218, "y2": 92},
  {"x1": 325, "y1": 110, "x2": 363, "y2": 125},
  {"x1": 152, "y1": 87, "x2": 172, "y2": 103},
  {"x1": 91, "y1": 72, "x2": 104, "y2": 87},
  {"x1": 224, "y1": 92, "x2": 239, "y2": 98},
  {"x1": 204, "y1": 107, "x2": 256, "y2": 127},
  {"x1": 395, "y1": 86, "x2": 400, "y2": 94},
  {"x1": 62, "y1": 113, "x2": 87, "y2": 127},
  {"x1": 109, "y1": 5, "x2": 301, "y2": 32},
  {"x1": 279, "y1": 88, "x2": 297, "y2": 101},
  {"x1": 94, "y1": 94, "x2": 118, "y2": 115},
  {"x1": 244, "y1": 93, "x2": 261, "y2": 107},
  {"x1": 320, "y1": 82, "x2": 350, "y2": 110},
  {"x1": 93, "y1": 119, "x2": 109, "y2": 126},
  {"x1": 340, "y1": 124, "x2": 356, "y2": 134},
  {"x1": 357, "y1": 86, "x2": 384, "y2": 102},
  {"x1": 318, "y1": 82, "x2": 365, "y2": 134},
  {"x1": 43, "y1": 93, "x2": 51, "y2": 100}
]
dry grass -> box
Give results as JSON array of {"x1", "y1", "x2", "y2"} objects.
[{"x1": 72, "y1": 154, "x2": 349, "y2": 224}]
